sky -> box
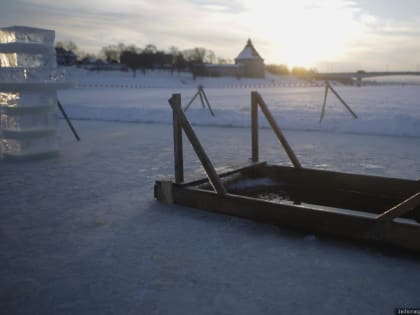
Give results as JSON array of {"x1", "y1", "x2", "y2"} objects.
[{"x1": 1, "y1": 0, "x2": 420, "y2": 72}]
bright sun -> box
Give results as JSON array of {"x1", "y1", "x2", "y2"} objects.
[{"x1": 245, "y1": 1, "x2": 360, "y2": 69}]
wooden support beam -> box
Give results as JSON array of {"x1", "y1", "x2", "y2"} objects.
[
  {"x1": 199, "y1": 86, "x2": 215, "y2": 116},
  {"x1": 251, "y1": 91, "x2": 259, "y2": 162},
  {"x1": 198, "y1": 87, "x2": 206, "y2": 108},
  {"x1": 165, "y1": 184, "x2": 420, "y2": 252},
  {"x1": 57, "y1": 101, "x2": 80, "y2": 141},
  {"x1": 376, "y1": 192, "x2": 420, "y2": 222},
  {"x1": 326, "y1": 82, "x2": 358, "y2": 119},
  {"x1": 170, "y1": 94, "x2": 184, "y2": 183},
  {"x1": 256, "y1": 92, "x2": 302, "y2": 169},
  {"x1": 319, "y1": 83, "x2": 329, "y2": 122},
  {"x1": 169, "y1": 94, "x2": 227, "y2": 195},
  {"x1": 183, "y1": 90, "x2": 200, "y2": 112}
]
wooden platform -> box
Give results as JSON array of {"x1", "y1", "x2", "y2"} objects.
[{"x1": 155, "y1": 92, "x2": 420, "y2": 252}]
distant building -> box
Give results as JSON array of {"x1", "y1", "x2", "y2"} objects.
[
  {"x1": 204, "y1": 63, "x2": 243, "y2": 78},
  {"x1": 234, "y1": 39, "x2": 265, "y2": 78},
  {"x1": 202, "y1": 38, "x2": 265, "y2": 78}
]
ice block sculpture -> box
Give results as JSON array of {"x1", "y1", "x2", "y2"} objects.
[{"x1": 0, "y1": 26, "x2": 71, "y2": 160}]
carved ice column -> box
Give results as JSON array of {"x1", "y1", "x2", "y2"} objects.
[{"x1": 0, "y1": 26, "x2": 72, "y2": 160}]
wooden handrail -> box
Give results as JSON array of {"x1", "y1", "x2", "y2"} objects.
[
  {"x1": 168, "y1": 94, "x2": 226, "y2": 195},
  {"x1": 320, "y1": 81, "x2": 358, "y2": 122},
  {"x1": 251, "y1": 91, "x2": 302, "y2": 169}
]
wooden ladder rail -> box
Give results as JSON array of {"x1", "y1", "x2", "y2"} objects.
[
  {"x1": 251, "y1": 91, "x2": 302, "y2": 169},
  {"x1": 169, "y1": 94, "x2": 226, "y2": 195},
  {"x1": 320, "y1": 81, "x2": 358, "y2": 123}
]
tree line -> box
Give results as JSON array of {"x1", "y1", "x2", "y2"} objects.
[
  {"x1": 56, "y1": 40, "x2": 318, "y2": 77},
  {"x1": 56, "y1": 41, "x2": 220, "y2": 76}
]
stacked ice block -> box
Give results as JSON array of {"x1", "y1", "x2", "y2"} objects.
[{"x1": 0, "y1": 26, "x2": 64, "y2": 159}]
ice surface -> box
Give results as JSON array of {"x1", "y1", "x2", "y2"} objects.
[
  {"x1": 1, "y1": 121, "x2": 419, "y2": 314},
  {"x1": 1, "y1": 66, "x2": 420, "y2": 312}
]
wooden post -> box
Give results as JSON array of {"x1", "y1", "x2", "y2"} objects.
[
  {"x1": 376, "y1": 192, "x2": 420, "y2": 222},
  {"x1": 57, "y1": 101, "x2": 80, "y2": 141},
  {"x1": 200, "y1": 86, "x2": 215, "y2": 116},
  {"x1": 327, "y1": 82, "x2": 358, "y2": 119},
  {"x1": 170, "y1": 94, "x2": 184, "y2": 183},
  {"x1": 198, "y1": 86, "x2": 206, "y2": 109},
  {"x1": 251, "y1": 91, "x2": 259, "y2": 162},
  {"x1": 183, "y1": 90, "x2": 200, "y2": 112},
  {"x1": 256, "y1": 93, "x2": 302, "y2": 169},
  {"x1": 184, "y1": 86, "x2": 215, "y2": 116},
  {"x1": 169, "y1": 95, "x2": 227, "y2": 195},
  {"x1": 319, "y1": 82, "x2": 329, "y2": 122}
]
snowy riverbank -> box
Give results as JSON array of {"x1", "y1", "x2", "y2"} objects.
[{"x1": 59, "y1": 69, "x2": 420, "y2": 138}]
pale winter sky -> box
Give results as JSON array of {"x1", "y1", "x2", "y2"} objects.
[{"x1": 1, "y1": 0, "x2": 420, "y2": 71}]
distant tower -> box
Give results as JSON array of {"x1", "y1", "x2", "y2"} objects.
[{"x1": 234, "y1": 38, "x2": 265, "y2": 78}]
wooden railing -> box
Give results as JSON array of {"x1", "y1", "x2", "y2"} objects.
[
  {"x1": 168, "y1": 91, "x2": 303, "y2": 195},
  {"x1": 251, "y1": 91, "x2": 302, "y2": 168}
]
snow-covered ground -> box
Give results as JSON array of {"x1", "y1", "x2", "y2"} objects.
[
  {"x1": 60, "y1": 68, "x2": 420, "y2": 138},
  {"x1": 1, "y1": 69, "x2": 420, "y2": 314}
]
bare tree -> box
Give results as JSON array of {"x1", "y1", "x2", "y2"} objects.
[
  {"x1": 182, "y1": 47, "x2": 216, "y2": 64},
  {"x1": 143, "y1": 44, "x2": 158, "y2": 54},
  {"x1": 100, "y1": 44, "x2": 121, "y2": 63},
  {"x1": 55, "y1": 40, "x2": 78, "y2": 53}
]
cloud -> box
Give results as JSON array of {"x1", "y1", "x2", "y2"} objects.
[
  {"x1": 190, "y1": 0, "x2": 247, "y2": 13},
  {"x1": 2, "y1": 0, "x2": 420, "y2": 70},
  {"x1": 1, "y1": 0, "x2": 250, "y2": 57}
]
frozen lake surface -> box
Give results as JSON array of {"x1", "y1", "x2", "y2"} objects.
[
  {"x1": 1, "y1": 119, "x2": 420, "y2": 314},
  {"x1": 59, "y1": 73, "x2": 420, "y2": 137},
  {"x1": 2, "y1": 70, "x2": 420, "y2": 313}
]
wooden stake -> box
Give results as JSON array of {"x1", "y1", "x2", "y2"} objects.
[
  {"x1": 251, "y1": 91, "x2": 259, "y2": 162},
  {"x1": 184, "y1": 86, "x2": 215, "y2": 116},
  {"x1": 183, "y1": 90, "x2": 200, "y2": 112},
  {"x1": 327, "y1": 82, "x2": 358, "y2": 119},
  {"x1": 198, "y1": 87, "x2": 206, "y2": 108},
  {"x1": 170, "y1": 94, "x2": 184, "y2": 183},
  {"x1": 169, "y1": 94, "x2": 226, "y2": 195},
  {"x1": 199, "y1": 86, "x2": 215, "y2": 116},
  {"x1": 319, "y1": 82, "x2": 329, "y2": 122},
  {"x1": 256, "y1": 93, "x2": 302, "y2": 169},
  {"x1": 57, "y1": 100, "x2": 80, "y2": 141}
]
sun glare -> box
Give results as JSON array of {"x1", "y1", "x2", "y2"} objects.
[{"x1": 245, "y1": 1, "x2": 360, "y2": 69}]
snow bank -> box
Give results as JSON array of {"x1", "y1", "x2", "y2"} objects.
[{"x1": 58, "y1": 69, "x2": 420, "y2": 138}]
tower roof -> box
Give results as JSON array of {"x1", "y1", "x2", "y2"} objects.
[{"x1": 235, "y1": 38, "x2": 263, "y2": 61}]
